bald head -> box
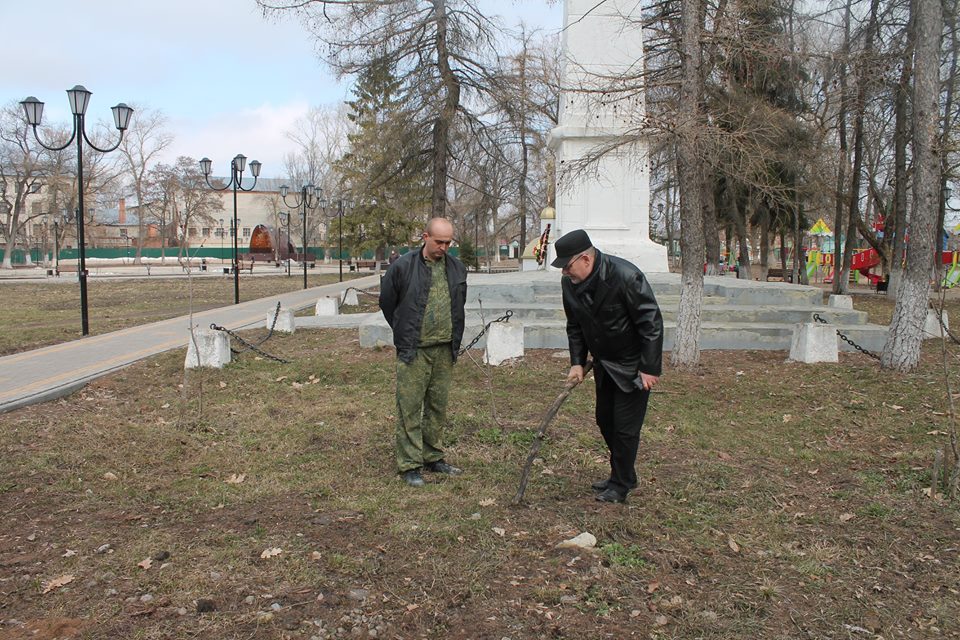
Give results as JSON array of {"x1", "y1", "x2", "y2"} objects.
[{"x1": 422, "y1": 217, "x2": 454, "y2": 262}]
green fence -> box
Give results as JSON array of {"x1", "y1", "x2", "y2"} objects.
[{"x1": 1, "y1": 244, "x2": 459, "y2": 264}]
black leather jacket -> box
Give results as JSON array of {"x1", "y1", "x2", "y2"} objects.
[
  {"x1": 379, "y1": 248, "x2": 468, "y2": 364},
  {"x1": 562, "y1": 250, "x2": 663, "y2": 385}
]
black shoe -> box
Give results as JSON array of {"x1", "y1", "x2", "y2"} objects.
[
  {"x1": 591, "y1": 479, "x2": 610, "y2": 492},
  {"x1": 402, "y1": 469, "x2": 425, "y2": 487},
  {"x1": 424, "y1": 460, "x2": 463, "y2": 476},
  {"x1": 595, "y1": 487, "x2": 627, "y2": 503}
]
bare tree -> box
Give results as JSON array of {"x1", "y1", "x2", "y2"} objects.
[
  {"x1": 117, "y1": 106, "x2": 172, "y2": 264},
  {"x1": 672, "y1": 0, "x2": 707, "y2": 368},
  {"x1": 881, "y1": 0, "x2": 944, "y2": 371},
  {"x1": 0, "y1": 103, "x2": 50, "y2": 269},
  {"x1": 258, "y1": 0, "x2": 501, "y2": 218}
]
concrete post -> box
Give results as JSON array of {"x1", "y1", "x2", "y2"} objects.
[
  {"x1": 827, "y1": 294, "x2": 853, "y2": 309},
  {"x1": 268, "y1": 307, "x2": 295, "y2": 333},
  {"x1": 341, "y1": 288, "x2": 359, "y2": 306},
  {"x1": 185, "y1": 328, "x2": 231, "y2": 369},
  {"x1": 923, "y1": 308, "x2": 949, "y2": 338},
  {"x1": 315, "y1": 297, "x2": 340, "y2": 316},
  {"x1": 789, "y1": 322, "x2": 838, "y2": 363},
  {"x1": 484, "y1": 322, "x2": 524, "y2": 365}
]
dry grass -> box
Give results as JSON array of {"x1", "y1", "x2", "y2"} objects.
[
  {"x1": 1, "y1": 289, "x2": 959, "y2": 638},
  {"x1": 0, "y1": 273, "x2": 363, "y2": 356}
]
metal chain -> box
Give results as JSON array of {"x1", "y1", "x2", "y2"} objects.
[
  {"x1": 343, "y1": 286, "x2": 379, "y2": 298},
  {"x1": 210, "y1": 301, "x2": 290, "y2": 363},
  {"x1": 812, "y1": 312, "x2": 880, "y2": 360},
  {"x1": 457, "y1": 310, "x2": 513, "y2": 356}
]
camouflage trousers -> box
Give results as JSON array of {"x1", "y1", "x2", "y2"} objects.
[{"x1": 395, "y1": 344, "x2": 453, "y2": 472}]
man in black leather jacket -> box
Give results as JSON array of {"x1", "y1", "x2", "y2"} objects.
[
  {"x1": 552, "y1": 229, "x2": 663, "y2": 503},
  {"x1": 379, "y1": 218, "x2": 468, "y2": 487}
]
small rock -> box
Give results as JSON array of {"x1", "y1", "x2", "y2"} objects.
[
  {"x1": 151, "y1": 551, "x2": 170, "y2": 562},
  {"x1": 556, "y1": 532, "x2": 597, "y2": 550},
  {"x1": 26, "y1": 534, "x2": 36, "y2": 542},
  {"x1": 209, "y1": 571, "x2": 222, "y2": 580},
  {"x1": 196, "y1": 599, "x2": 217, "y2": 613},
  {"x1": 105, "y1": 588, "x2": 118, "y2": 596},
  {"x1": 176, "y1": 607, "x2": 187, "y2": 616},
  {"x1": 103, "y1": 472, "x2": 118, "y2": 481},
  {"x1": 271, "y1": 602, "x2": 282, "y2": 611},
  {"x1": 348, "y1": 589, "x2": 369, "y2": 602},
  {"x1": 140, "y1": 594, "x2": 154, "y2": 603},
  {"x1": 95, "y1": 544, "x2": 112, "y2": 554},
  {"x1": 257, "y1": 612, "x2": 274, "y2": 623},
  {"x1": 244, "y1": 596, "x2": 256, "y2": 605}
]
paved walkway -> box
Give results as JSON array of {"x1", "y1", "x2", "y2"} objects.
[{"x1": 0, "y1": 275, "x2": 380, "y2": 413}]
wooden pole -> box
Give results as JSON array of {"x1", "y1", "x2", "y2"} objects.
[{"x1": 512, "y1": 360, "x2": 594, "y2": 505}]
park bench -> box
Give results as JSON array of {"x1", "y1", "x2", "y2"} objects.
[
  {"x1": 765, "y1": 267, "x2": 797, "y2": 282},
  {"x1": 224, "y1": 258, "x2": 256, "y2": 274},
  {"x1": 56, "y1": 264, "x2": 80, "y2": 276},
  {"x1": 349, "y1": 260, "x2": 383, "y2": 272}
]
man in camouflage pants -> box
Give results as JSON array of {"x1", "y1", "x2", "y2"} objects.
[{"x1": 379, "y1": 218, "x2": 468, "y2": 487}]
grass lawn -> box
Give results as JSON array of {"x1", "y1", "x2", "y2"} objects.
[
  {"x1": 1, "y1": 290, "x2": 959, "y2": 639},
  {"x1": 0, "y1": 274, "x2": 365, "y2": 357}
]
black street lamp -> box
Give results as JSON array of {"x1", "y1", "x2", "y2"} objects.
[
  {"x1": 278, "y1": 211, "x2": 291, "y2": 277},
  {"x1": 322, "y1": 197, "x2": 354, "y2": 282},
  {"x1": 199, "y1": 154, "x2": 261, "y2": 304},
  {"x1": 21, "y1": 86, "x2": 133, "y2": 336},
  {"x1": 279, "y1": 184, "x2": 321, "y2": 290}
]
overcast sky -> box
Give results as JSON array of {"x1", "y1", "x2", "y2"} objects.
[{"x1": 1, "y1": 0, "x2": 561, "y2": 179}]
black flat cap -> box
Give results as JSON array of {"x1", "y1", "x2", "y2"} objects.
[{"x1": 551, "y1": 229, "x2": 593, "y2": 268}]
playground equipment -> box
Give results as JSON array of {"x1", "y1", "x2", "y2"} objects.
[{"x1": 944, "y1": 251, "x2": 960, "y2": 288}]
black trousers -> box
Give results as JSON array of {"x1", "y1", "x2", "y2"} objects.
[{"x1": 594, "y1": 365, "x2": 650, "y2": 493}]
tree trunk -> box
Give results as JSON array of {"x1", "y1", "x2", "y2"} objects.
[
  {"x1": 888, "y1": 9, "x2": 915, "y2": 295},
  {"x1": 840, "y1": 0, "x2": 880, "y2": 293},
  {"x1": 833, "y1": 0, "x2": 852, "y2": 294},
  {"x1": 431, "y1": 0, "x2": 460, "y2": 219},
  {"x1": 703, "y1": 178, "x2": 720, "y2": 275},
  {"x1": 671, "y1": 0, "x2": 706, "y2": 369},
  {"x1": 882, "y1": 0, "x2": 943, "y2": 372}
]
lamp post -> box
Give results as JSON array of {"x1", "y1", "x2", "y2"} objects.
[
  {"x1": 199, "y1": 154, "x2": 261, "y2": 304},
  {"x1": 322, "y1": 197, "x2": 354, "y2": 282},
  {"x1": 279, "y1": 184, "x2": 322, "y2": 290},
  {"x1": 21, "y1": 86, "x2": 133, "y2": 336},
  {"x1": 278, "y1": 212, "x2": 291, "y2": 277}
]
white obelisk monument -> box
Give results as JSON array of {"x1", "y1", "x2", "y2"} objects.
[{"x1": 547, "y1": 0, "x2": 668, "y2": 272}]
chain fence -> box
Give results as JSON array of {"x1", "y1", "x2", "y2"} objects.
[
  {"x1": 458, "y1": 310, "x2": 514, "y2": 357},
  {"x1": 812, "y1": 312, "x2": 880, "y2": 360},
  {"x1": 210, "y1": 301, "x2": 289, "y2": 364}
]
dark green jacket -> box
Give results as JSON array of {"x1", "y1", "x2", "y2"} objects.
[{"x1": 379, "y1": 248, "x2": 468, "y2": 364}]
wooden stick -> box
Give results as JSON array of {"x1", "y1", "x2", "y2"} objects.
[{"x1": 512, "y1": 360, "x2": 594, "y2": 505}]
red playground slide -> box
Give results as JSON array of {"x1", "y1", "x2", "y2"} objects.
[{"x1": 851, "y1": 248, "x2": 955, "y2": 285}]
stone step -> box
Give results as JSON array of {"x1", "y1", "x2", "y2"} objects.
[
  {"x1": 464, "y1": 302, "x2": 868, "y2": 326},
  {"x1": 467, "y1": 272, "x2": 823, "y2": 308},
  {"x1": 359, "y1": 315, "x2": 887, "y2": 354}
]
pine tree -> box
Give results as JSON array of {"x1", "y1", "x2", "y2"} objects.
[{"x1": 337, "y1": 58, "x2": 430, "y2": 259}]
